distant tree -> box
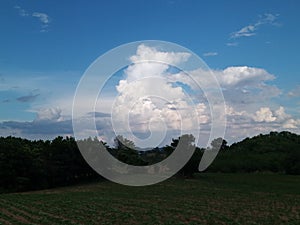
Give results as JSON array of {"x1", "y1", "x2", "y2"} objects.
[
  {"x1": 114, "y1": 135, "x2": 135, "y2": 151},
  {"x1": 165, "y1": 134, "x2": 201, "y2": 178},
  {"x1": 208, "y1": 131, "x2": 300, "y2": 174},
  {"x1": 114, "y1": 135, "x2": 147, "y2": 166},
  {"x1": 211, "y1": 137, "x2": 228, "y2": 151},
  {"x1": 285, "y1": 148, "x2": 300, "y2": 175}
]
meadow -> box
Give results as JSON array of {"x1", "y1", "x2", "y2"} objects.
[{"x1": 0, "y1": 173, "x2": 299, "y2": 225}]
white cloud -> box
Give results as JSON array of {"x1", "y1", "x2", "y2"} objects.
[
  {"x1": 225, "y1": 105, "x2": 247, "y2": 117},
  {"x1": 166, "y1": 66, "x2": 283, "y2": 142},
  {"x1": 35, "y1": 107, "x2": 63, "y2": 122},
  {"x1": 283, "y1": 119, "x2": 300, "y2": 129},
  {"x1": 288, "y1": 85, "x2": 300, "y2": 97},
  {"x1": 253, "y1": 107, "x2": 276, "y2": 122},
  {"x1": 203, "y1": 52, "x2": 218, "y2": 57},
  {"x1": 218, "y1": 66, "x2": 275, "y2": 87},
  {"x1": 226, "y1": 42, "x2": 238, "y2": 47},
  {"x1": 1, "y1": 44, "x2": 299, "y2": 145},
  {"x1": 223, "y1": 105, "x2": 300, "y2": 143},
  {"x1": 14, "y1": 5, "x2": 29, "y2": 17},
  {"x1": 252, "y1": 106, "x2": 299, "y2": 129},
  {"x1": 14, "y1": 5, "x2": 51, "y2": 32},
  {"x1": 232, "y1": 25, "x2": 256, "y2": 38},
  {"x1": 32, "y1": 12, "x2": 50, "y2": 31},
  {"x1": 257, "y1": 13, "x2": 280, "y2": 26},
  {"x1": 170, "y1": 66, "x2": 277, "y2": 97},
  {"x1": 274, "y1": 106, "x2": 290, "y2": 122},
  {"x1": 110, "y1": 45, "x2": 210, "y2": 147},
  {"x1": 231, "y1": 13, "x2": 280, "y2": 39},
  {"x1": 130, "y1": 44, "x2": 190, "y2": 66},
  {"x1": 168, "y1": 64, "x2": 300, "y2": 141},
  {"x1": 32, "y1": 12, "x2": 50, "y2": 25}
]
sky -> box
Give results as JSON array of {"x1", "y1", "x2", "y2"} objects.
[{"x1": 0, "y1": 0, "x2": 300, "y2": 147}]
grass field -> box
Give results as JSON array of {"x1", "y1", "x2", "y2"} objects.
[{"x1": 0, "y1": 173, "x2": 299, "y2": 225}]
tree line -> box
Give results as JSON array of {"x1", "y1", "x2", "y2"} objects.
[{"x1": 0, "y1": 131, "x2": 299, "y2": 192}]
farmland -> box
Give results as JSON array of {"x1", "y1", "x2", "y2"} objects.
[{"x1": 0, "y1": 173, "x2": 299, "y2": 225}]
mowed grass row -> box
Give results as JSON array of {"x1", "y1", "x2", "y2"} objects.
[{"x1": 0, "y1": 173, "x2": 299, "y2": 225}]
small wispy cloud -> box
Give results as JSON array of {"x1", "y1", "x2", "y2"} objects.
[
  {"x1": 32, "y1": 12, "x2": 50, "y2": 24},
  {"x1": 32, "y1": 12, "x2": 50, "y2": 31},
  {"x1": 87, "y1": 112, "x2": 111, "y2": 118},
  {"x1": 0, "y1": 74, "x2": 5, "y2": 83},
  {"x1": 14, "y1": 5, "x2": 29, "y2": 17},
  {"x1": 233, "y1": 25, "x2": 256, "y2": 38},
  {"x1": 14, "y1": 5, "x2": 51, "y2": 32},
  {"x1": 16, "y1": 93, "x2": 40, "y2": 103},
  {"x1": 288, "y1": 85, "x2": 300, "y2": 98},
  {"x1": 203, "y1": 52, "x2": 218, "y2": 57},
  {"x1": 226, "y1": 42, "x2": 238, "y2": 47},
  {"x1": 231, "y1": 13, "x2": 280, "y2": 39},
  {"x1": 2, "y1": 99, "x2": 10, "y2": 103}
]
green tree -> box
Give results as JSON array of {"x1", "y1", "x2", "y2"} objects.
[{"x1": 114, "y1": 135, "x2": 147, "y2": 166}]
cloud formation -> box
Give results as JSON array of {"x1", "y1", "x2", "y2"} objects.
[
  {"x1": 16, "y1": 93, "x2": 40, "y2": 103},
  {"x1": 288, "y1": 85, "x2": 300, "y2": 97},
  {"x1": 32, "y1": 12, "x2": 50, "y2": 31},
  {"x1": 231, "y1": 13, "x2": 280, "y2": 39},
  {"x1": 14, "y1": 5, "x2": 51, "y2": 32},
  {"x1": 165, "y1": 63, "x2": 300, "y2": 142},
  {"x1": 0, "y1": 44, "x2": 299, "y2": 146},
  {"x1": 253, "y1": 107, "x2": 276, "y2": 122},
  {"x1": 203, "y1": 52, "x2": 218, "y2": 57},
  {"x1": 110, "y1": 45, "x2": 210, "y2": 146},
  {"x1": 14, "y1": 5, "x2": 29, "y2": 17},
  {"x1": 35, "y1": 107, "x2": 63, "y2": 122},
  {"x1": 226, "y1": 42, "x2": 238, "y2": 47}
]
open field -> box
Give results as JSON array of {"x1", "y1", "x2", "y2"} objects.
[{"x1": 0, "y1": 173, "x2": 299, "y2": 225}]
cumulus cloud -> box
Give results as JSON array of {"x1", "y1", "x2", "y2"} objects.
[
  {"x1": 130, "y1": 44, "x2": 190, "y2": 65},
  {"x1": 1, "y1": 44, "x2": 299, "y2": 145},
  {"x1": 274, "y1": 106, "x2": 290, "y2": 122},
  {"x1": 109, "y1": 45, "x2": 211, "y2": 147},
  {"x1": 169, "y1": 64, "x2": 299, "y2": 141},
  {"x1": 231, "y1": 13, "x2": 280, "y2": 39},
  {"x1": 283, "y1": 119, "x2": 300, "y2": 129},
  {"x1": 35, "y1": 107, "x2": 63, "y2": 122},
  {"x1": 218, "y1": 66, "x2": 275, "y2": 87},
  {"x1": 169, "y1": 66, "x2": 280, "y2": 109},
  {"x1": 252, "y1": 106, "x2": 298, "y2": 130},
  {"x1": 223, "y1": 105, "x2": 299, "y2": 143},
  {"x1": 253, "y1": 107, "x2": 276, "y2": 122},
  {"x1": 226, "y1": 105, "x2": 247, "y2": 117},
  {"x1": 109, "y1": 45, "x2": 298, "y2": 145},
  {"x1": 0, "y1": 105, "x2": 112, "y2": 140}
]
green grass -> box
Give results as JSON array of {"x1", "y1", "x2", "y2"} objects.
[{"x1": 0, "y1": 173, "x2": 299, "y2": 225}]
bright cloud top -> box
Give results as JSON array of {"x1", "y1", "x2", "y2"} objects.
[{"x1": 110, "y1": 44, "x2": 211, "y2": 147}]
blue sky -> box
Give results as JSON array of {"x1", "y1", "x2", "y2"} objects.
[{"x1": 0, "y1": 0, "x2": 300, "y2": 145}]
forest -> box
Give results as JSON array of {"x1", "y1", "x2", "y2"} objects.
[{"x1": 0, "y1": 131, "x2": 299, "y2": 193}]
